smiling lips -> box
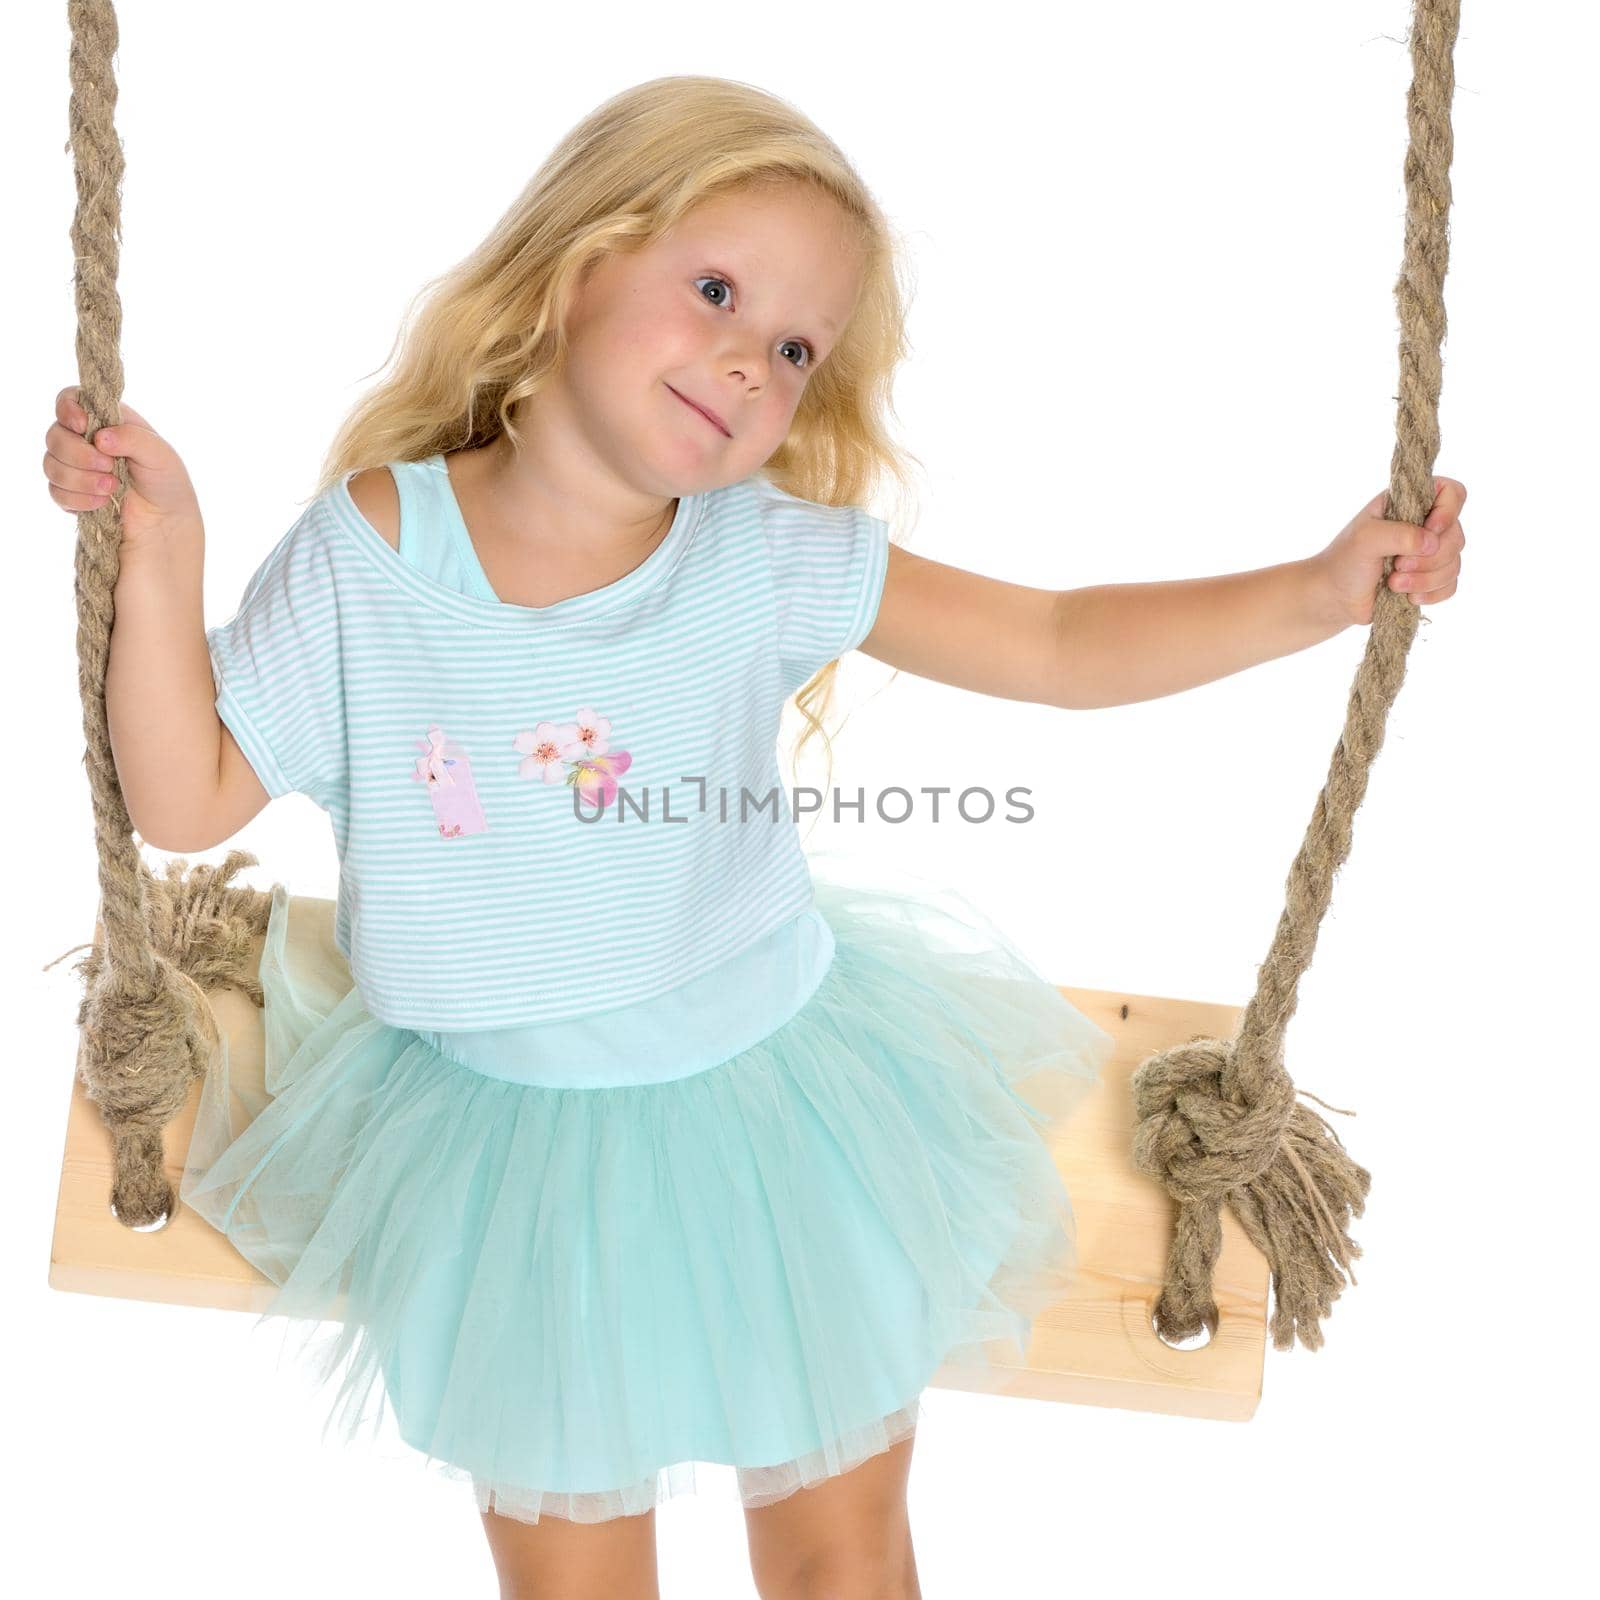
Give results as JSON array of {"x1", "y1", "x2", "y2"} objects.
[{"x1": 668, "y1": 385, "x2": 731, "y2": 438}]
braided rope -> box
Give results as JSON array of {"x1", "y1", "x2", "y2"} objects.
[
  {"x1": 1131, "y1": 0, "x2": 1460, "y2": 1351},
  {"x1": 59, "y1": 0, "x2": 274, "y2": 1228}
]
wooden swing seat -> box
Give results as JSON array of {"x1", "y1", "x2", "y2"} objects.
[{"x1": 49, "y1": 894, "x2": 1267, "y2": 1422}]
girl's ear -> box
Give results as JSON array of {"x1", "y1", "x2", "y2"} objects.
[{"x1": 562, "y1": 250, "x2": 611, "y2": 337}]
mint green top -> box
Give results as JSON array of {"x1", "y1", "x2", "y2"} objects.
[{"x1": 205, "y1": 454, "x2": 891, "y2": 1053}]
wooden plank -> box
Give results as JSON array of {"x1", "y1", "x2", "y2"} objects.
[
  {"x1": 931, "y1": 987, "x2": 1266, "y2": 1422},
  {"x1": 48, "y1": 899, "x2": 1265, "y2": 1419}
]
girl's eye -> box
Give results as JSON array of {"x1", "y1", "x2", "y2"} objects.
[
  {"x1": 694, "y1": 276, "x2": 813, "y2": 370},
  {"x1": 695, "y1": 275, "x2": 732, "y2": 309}
]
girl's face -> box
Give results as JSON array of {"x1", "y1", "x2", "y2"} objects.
[{"x1": 558, "y1": 185, "x2": 864, "y2": 489}]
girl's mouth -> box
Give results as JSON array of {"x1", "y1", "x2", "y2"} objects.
[{"x1": 667, "y1": 385, "x2": 730, "y2": 438}]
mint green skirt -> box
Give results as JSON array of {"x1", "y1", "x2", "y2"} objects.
[{"x1": 179, "y1": 858, "x2": 1114, "y2": 1525}]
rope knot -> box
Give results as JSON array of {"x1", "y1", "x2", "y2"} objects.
[
  {"x1": 1129, "y1": 1034, "x2": 1294, "y2": 1204},
  {"x1": 61, "y1": 850, "x2": 277, "y2": 1228},
  {"x1": 1130, "y1": 1032, "x2": 1373, "y2": 1351}
]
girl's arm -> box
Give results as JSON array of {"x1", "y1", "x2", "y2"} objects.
[
  {"x1": 45, "y1": 388, "x2": 269, "y2": 849},
  {"x1": 107, "y1": 537, "x2": 270, "y2": 850},
  {"x1": 858, "y1": 542, "x2": 1340, "y2": 709},
  {"x1": 859, "y1": 486, "x2": 1464, "y2": 710}
]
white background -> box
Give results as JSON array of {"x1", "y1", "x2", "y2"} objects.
[{"x1": 5, "y1": 2, "x2": 1594, "y2": 1595}]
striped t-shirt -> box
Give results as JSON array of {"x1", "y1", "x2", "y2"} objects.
[{"x1": 206, "y1": 462, "x2": 891, "y2": 1029}]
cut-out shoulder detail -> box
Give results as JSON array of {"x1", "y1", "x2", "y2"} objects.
[{"x1": 347, "y1": 466, "x2": 400, "y2": 551}]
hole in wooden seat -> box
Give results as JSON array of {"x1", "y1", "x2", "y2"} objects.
[
  {"x1": 1151, "y1": 1312, "x2": 1214, "y2": 1353},
  {"x1": 109, "y1": 1202, "x2": 171, "y2": 1233}
]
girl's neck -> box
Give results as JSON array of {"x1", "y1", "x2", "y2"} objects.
[{"x1": 442, "y1": 435, "x2": 677, "y2": 610}]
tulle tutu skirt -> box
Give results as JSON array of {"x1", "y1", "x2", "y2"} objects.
[{"x1": 179, "y1": 856, "x2": 1115, "y2": 1525}]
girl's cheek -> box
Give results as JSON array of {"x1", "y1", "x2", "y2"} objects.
[{"x1": 634, "y1": 299, "x2": 699, "y2": 353}]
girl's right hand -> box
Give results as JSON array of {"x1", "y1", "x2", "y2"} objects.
[{"x1": 44, "y1": 385, "x2": 202, "y2": 556}]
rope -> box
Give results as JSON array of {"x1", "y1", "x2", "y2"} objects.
[
  {"x1": 1130, "y1": 0, "x2": 1460, "y2": 1351},
  {"x1": 59, "y1": 0, "x2": 274, "y2": 1228}
]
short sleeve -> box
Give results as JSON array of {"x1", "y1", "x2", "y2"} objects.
[
  {"x1": 759, "y1": 488, "x2": 891, "y2": 690},
  {"x1": 207, "y1": 507, "x2": 348, "y2": 810}
]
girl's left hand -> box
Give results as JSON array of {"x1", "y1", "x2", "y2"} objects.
[{"x1": 1310, "y1": 477, "x2": 1467, "y2": 628}]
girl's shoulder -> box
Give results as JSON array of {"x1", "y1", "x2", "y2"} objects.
[{"x1": 345, "y1": 465, "x2": 400, "y2": 553}]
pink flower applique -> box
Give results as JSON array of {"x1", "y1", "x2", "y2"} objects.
[
  {"x1": 512, "y1": 720, "x2": 582, "y2": 784},
  {"x1": 512, "y1": 705, "x2": 631, "y2": 811},
  {"x1": 569, "y1": 706, "x2": 611, "y2": 757},
  {"x1": 572, "y1": 750, "x2": 633, "y2": 809}
]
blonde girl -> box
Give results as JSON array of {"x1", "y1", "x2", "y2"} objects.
[{"x1": 43, "y1": 73, "x2": 1465, "y2": 1600}]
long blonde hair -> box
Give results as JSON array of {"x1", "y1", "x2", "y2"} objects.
[{"x1": 315, "y1": 74, "x2": 921, "y2": 783}]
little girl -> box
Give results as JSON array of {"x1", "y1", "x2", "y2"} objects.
[{"x1": 44, "y1": 74, "x2": 1464, "y2": 1600}]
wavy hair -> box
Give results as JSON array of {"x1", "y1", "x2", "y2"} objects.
[{"x1": 314, "y1": 74, "x2": 921, "y2": 787}]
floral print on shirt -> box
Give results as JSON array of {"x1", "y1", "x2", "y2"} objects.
[{"x1": 513, "y1": 706, "x2": 632, "y2": 811}]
